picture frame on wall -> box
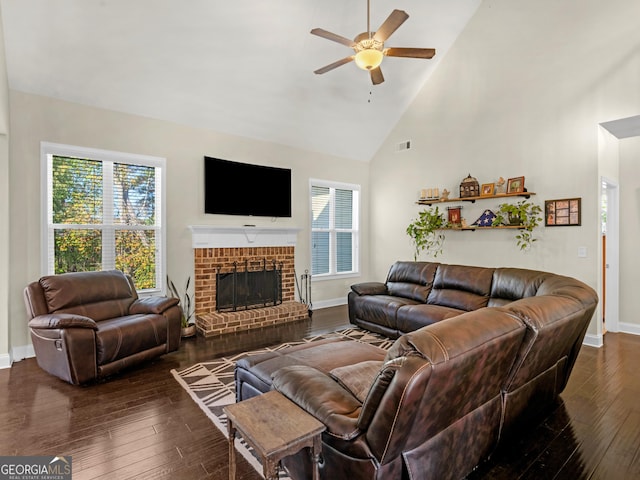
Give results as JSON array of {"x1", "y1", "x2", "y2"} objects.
[
  {"x1": 507, "y1": 176, "x2": 525, "y2": 194},
  {"x1": 481, "y1": 183, "x2": 495, "y2": 196},
  {"x1": 545, "y1": 198, "x2": 581, "y2": 226}
]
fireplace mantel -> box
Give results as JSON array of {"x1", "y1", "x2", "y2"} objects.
[{"x1": 189, "y1": 225, "x2": 302, "y2": 249}]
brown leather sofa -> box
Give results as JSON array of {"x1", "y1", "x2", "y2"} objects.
[
  {"x1": 235, "y1": 262, "x2": 598, "y2": 479},
  {"x1": 24, "y1": 270, "x2": 182, "y2": 385}
]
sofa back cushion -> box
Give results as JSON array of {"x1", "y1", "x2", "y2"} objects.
[
  {"x1": 386, "y1": 261, "x2": 439, "y2": 302},
  {"x1": 426, "y1": 264, "x2": 494, "y2": 311},
  {"x1": 487, "y1": 268, "x2": 551, "y2": 307},
  {"x1": 37, "y1": 270, "x2": 137, "y2": 321}
]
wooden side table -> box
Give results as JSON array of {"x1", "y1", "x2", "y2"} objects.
[{"x1": 224, "y1": 390, "x2": 326, "y2": 480}]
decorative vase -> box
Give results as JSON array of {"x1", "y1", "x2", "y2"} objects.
[{"x1": 181, "y1": 324, "x2": 197, "y2": 338}]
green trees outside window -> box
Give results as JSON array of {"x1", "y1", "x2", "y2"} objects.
[{"x1": 48, "y1": 153, "x2": 161, "y2": 290}]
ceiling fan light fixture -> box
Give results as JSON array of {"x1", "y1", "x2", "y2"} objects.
[{"x1": 355, "y1": 48, "x2": 383, "y2": 70}]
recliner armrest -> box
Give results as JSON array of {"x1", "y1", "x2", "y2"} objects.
[
  {"x1": 272, "y1": 365, "x2": 362, "y2": 440},
  {"x1": 129, "y1": 296, "x2": 179, "y2": 315},
  {"x1": 351, "y1": 282, "x2": 388, "y2": 296},
  {"x1": 29, "y1": 313, "x2": 98, "y2": 330}
]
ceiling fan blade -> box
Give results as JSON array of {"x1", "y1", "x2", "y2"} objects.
[
  {"x1": 370, "y1": 66, "x2": 384, "y2": 85},
  {"x1": 373, "y1": 10, "x2": 409, "y2": 42},
  {"x1": 384, "y1": 47, "x2": 436, "y2": 59},
  {"x1": 314, "y1": 56, "x2": 355, "y2": 75},
  {"x1": 310, "y1": 28, "x2": 356, "y2": 47}
]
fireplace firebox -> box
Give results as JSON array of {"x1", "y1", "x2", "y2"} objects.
[{"x1": 216, "y1": 259, "x2": 282, "y2": 312}]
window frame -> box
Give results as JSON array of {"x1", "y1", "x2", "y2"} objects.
[
  {"x1": 309, "y1": 178, "x2": 360, "y2": 281},
  {"x1": 41, "y1": 142, "x2": 166, "y2": 295}
]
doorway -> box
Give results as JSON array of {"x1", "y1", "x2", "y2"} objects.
[{"x1": 601, "y1": 177, "x2": 619, "y2": 333}]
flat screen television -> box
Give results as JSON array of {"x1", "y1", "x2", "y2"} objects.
[{"x1": 204, "y1": 156, "x2": 292, "y2": 217}]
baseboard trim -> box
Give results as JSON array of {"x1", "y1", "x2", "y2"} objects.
[
  {"x1": 310, "y1": 297, "x2": 347, "y2": 310},
  {"x1": 583, "y1": 333, "x2": 603, "y2": 348},
  {"x1": 0, "y1": 353, "x2": 11, "y2": 369},
  {"x1": 619, "y1": 322, "x2": 640, "y2": 336}
]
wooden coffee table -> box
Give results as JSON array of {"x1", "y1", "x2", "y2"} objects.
[{"x1": 224, "y1": 390, "x2": 326, "y2": 480}]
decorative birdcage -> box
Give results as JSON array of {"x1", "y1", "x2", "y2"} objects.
[{"x1": 459, "y1": 174, "x2": 479, "y2": 198}]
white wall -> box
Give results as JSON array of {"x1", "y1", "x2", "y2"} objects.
[
  {"x1": 619, "y1": 136, "x2": 640, "y2": 333},
  {"x1": 0, "y1": 5, "x2": 11, "y2": 367},
  {"x1": 8, "y1": 91, "x2": 369, "y2": 351},
  {"x1": 368, "y1": 0, "x2": 640, "y2": 338}
]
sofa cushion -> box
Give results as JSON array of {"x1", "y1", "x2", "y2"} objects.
[
  {"x1": 426, "y1": 264, "x2": 494, "y2": 311},
  {"x1": 396, "y1": 304, "x2": 465, "y2": 333},
  {"x1": 386, "y1": 262, "x2": 438, "y2": 302},
  {"x1": 95, "y1": 314, "x2": 168, "y2": 365},
  {"x1": 488, "y1": 268, "x2": 551, "y2": 306},
  {"x1": 330, "y1": 360, "x2": 384, "y2": 403},
  {"x1": 350, "y1": 294, "x2": 420, "y2": 330}
]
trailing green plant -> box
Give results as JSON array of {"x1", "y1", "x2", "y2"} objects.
[
  {"x1": 492, "y1": 200, "x2": 543, "y2": 251},
  {"x1": 406, "y1": 206, "x2": 447, "y2": 259},
  {"x1": 167, "y1": 275, "x2": 194, "y2": 327}
]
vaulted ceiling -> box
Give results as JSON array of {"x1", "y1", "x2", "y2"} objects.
[{"x1": 1, "y1": 0, "x2": 481, "y2": 160}]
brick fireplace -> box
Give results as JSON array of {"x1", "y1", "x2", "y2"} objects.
[{"x1": 190, "y1": 226, "x2": 309, "y2": 336}]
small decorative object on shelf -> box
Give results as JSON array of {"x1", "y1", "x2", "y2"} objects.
[
  {"x1": 495, "y1": 177, "x2": 507, "y2": 195},
  {"x1": 419, "y1": 187, "x2": 440, "y2": 201},
  {"x1": 460, "y1": 174, "x2": 480, "y2": 198},
  {"x1": 472, "y1": 209, "x2": 497, "y2": 227},
  {"x1": 440, "y1": 189, "x2": 450, "y2": 201},
  {"x1": 447, "y1": 206, "x2": 463, "y2": 227},
  {"x1": 481, "y1": 183, "x2": 495, "y2": 196},
  {"x1": 507, "y1": 176, "x2": 525, "y2": 194}
]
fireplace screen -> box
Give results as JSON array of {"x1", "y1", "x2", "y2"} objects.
[{"x1": 216, "y1": 260, "x2": 283, "y2": 312}]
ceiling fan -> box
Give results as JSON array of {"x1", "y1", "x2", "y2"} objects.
[{"x1": 311, "y1": 0, "x2": 436, "y2": 85}]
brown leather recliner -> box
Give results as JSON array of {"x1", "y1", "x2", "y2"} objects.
[{"x1": 24, "y1": 270, "x2": 182, "y2": 385}]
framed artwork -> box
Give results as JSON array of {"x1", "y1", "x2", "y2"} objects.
[
  {"x1": 545, "y1": 198, "x2": 581, "y2": 226},
  {"x1": 481, "y1": 183, "x2": 495, "y2": 196},
  {"x1": 447, "y1": 206, "x2": 462, "y2": 226},
  {"x1": 507, "y1": 176, "x2": 525, "y2": 194}
]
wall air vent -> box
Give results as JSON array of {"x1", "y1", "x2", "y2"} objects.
[{"x1": 396, "y1": 140, "x2": 411, "y2": 152}]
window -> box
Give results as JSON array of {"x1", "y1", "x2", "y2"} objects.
[
  {"x1": 310, "y1": 179, "x2": 359, "y2": 279},
  {"x1": 41, "y1": 142, "x2": 165, "y2": 293}
]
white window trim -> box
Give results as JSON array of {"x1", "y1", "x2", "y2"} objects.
[
  {"x1": 309, "y1": 178, "x2": 360, "y2": 282},
  {"x1": 40, "y1": 142, "x2": 166, "y2": 295}
]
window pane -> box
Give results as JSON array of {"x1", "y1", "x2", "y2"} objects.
[
  {"x1": 52, "y1": 156, "x2": 102, "y2": 224},
  {"x1": 54, "y1": 229, "x2": 102, "y2": 273},
  {"x1": 312, "y1": 231, "x2": 329, "y2": 275},
  {"x1": 336, "y1": 232, "x2": 353, "y2": 272},
  {"x1": 114, "y1": 163, "x2": 156, "y2": 225},
  {"x1": 311, "y1": 186, "x2": 330, "y2": 229},
  {"x1": 115, "y1": 229, "x2": 156, "y2": 289},
  {"x1": 335, "y1": 189, "x2": 353, "y2": 229}
]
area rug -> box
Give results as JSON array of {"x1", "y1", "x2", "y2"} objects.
[{"x1": 170, "y1": 327, "x2": 392, "y2": 478}]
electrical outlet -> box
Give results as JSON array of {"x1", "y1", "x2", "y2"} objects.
[{"x1": 578, "y1": 246, "x2": 587, "y2": 258}]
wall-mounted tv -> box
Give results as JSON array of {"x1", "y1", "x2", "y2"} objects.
[{"x1": 204, "y1": 156, "x2": 292, "y2": 217}]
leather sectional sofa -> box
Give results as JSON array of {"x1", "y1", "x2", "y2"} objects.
[
  {"x1": 24, "y1": 270, "x2": 182, "y2": 385},
  {"x1": 235, "y1": 261, "x2": 598, "y2": 480}
]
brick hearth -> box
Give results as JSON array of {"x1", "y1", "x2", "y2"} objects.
[{"x1": 193, "y1": 242, "x2": 308, "y2": 337}]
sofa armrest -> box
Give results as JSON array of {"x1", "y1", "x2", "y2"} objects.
[
  {"x1": 129, "y1": 296, "x2": 179, "y2": 315},
  {"x1": 28, "y1": 313, "x2": 98, "y2": 330},
  {"x1": 351, "y1": 282, "x2": 388, "y2": 296},
  {"x1": 272, "y1": 365, "x2": 363, "y2": 440}
]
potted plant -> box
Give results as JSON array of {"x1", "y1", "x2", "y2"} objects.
[
  {"x1": 492, "y1": 200, "x2": 543, "y2": 250},
  {"x1": 167, "y1": 275, "x2": 196, "y2": 337},
  {"x1": 406, "y1": 206, "x2": 447, "y2": 259}
]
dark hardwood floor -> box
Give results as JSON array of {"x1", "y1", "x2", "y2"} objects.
[{"x1": 1, "y1": 306, "x2": 638, "y2": 479}]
